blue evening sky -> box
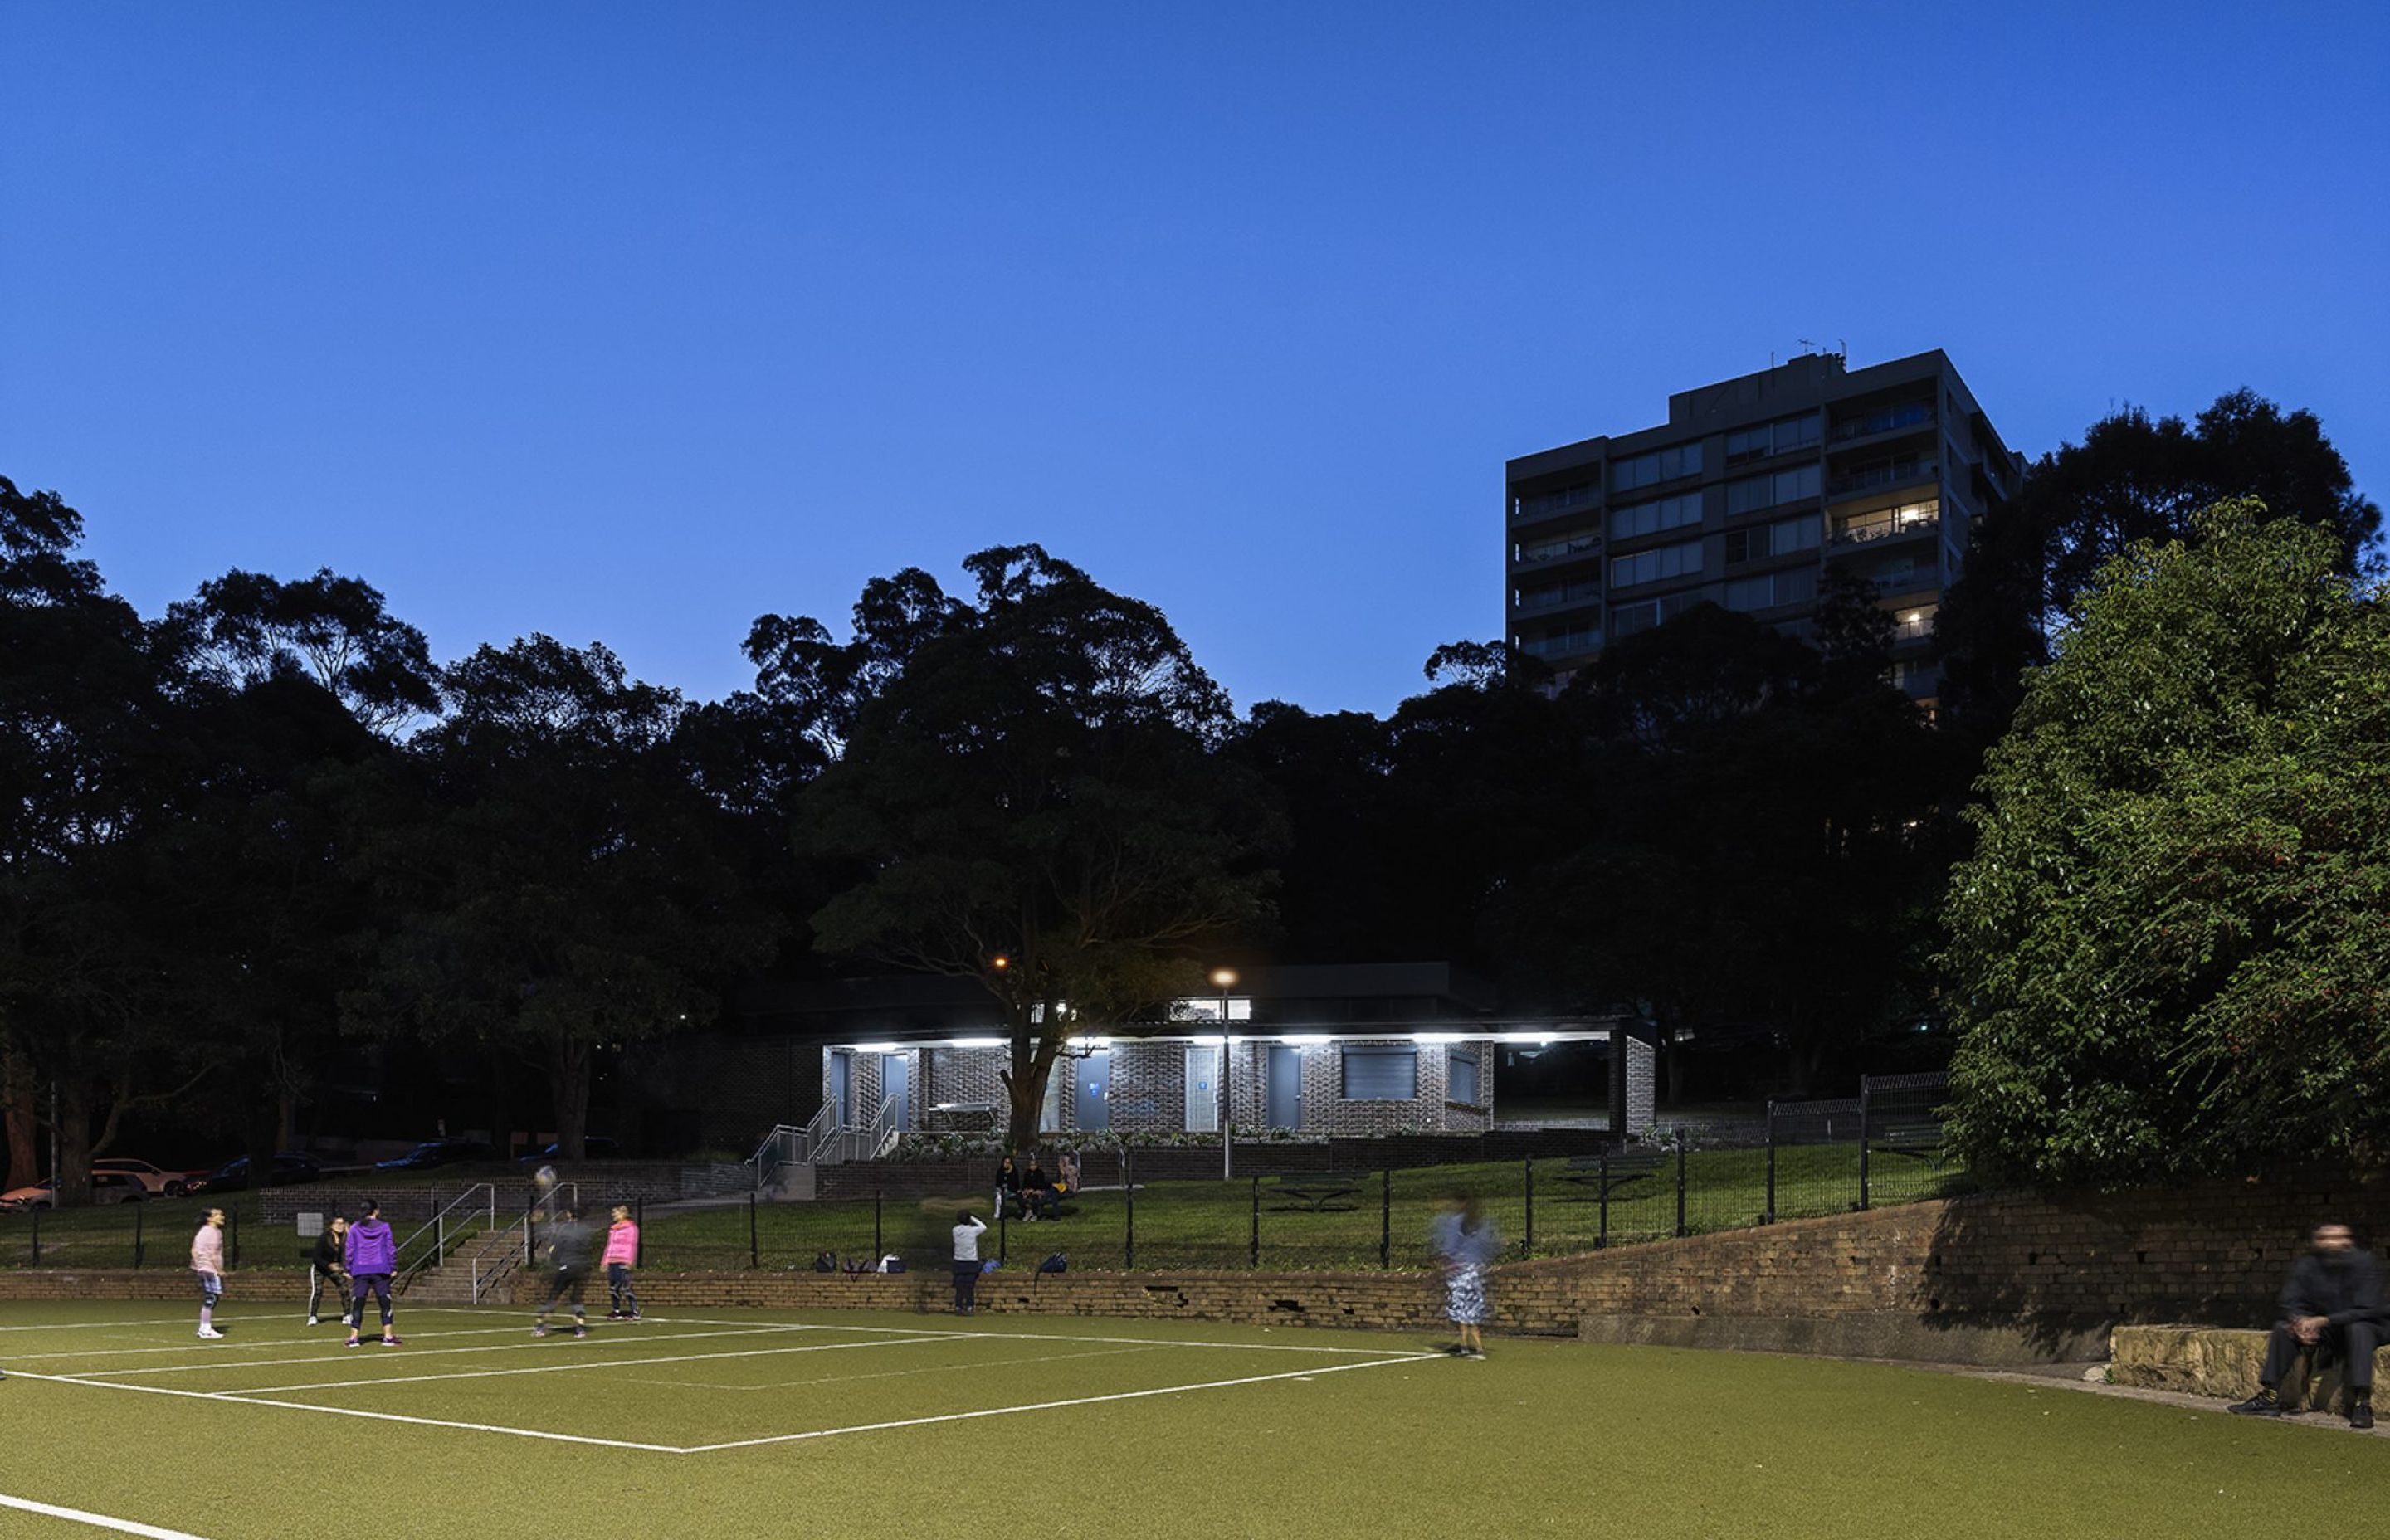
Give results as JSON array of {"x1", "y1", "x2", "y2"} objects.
[{"x1": 5, "y1": 2, "x2": 2383, "y2": 717}]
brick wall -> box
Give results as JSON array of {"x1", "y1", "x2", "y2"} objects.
[
  {"x1": 504, "y1": 1265, "x2": 1449, "y2": 1331},
  {"x1": 22, "y1": 1168, "x2": 2381, "y2": 1365},
  {"x1": 924, "y1": 1047, "x2": 1007, "y2": 1115},
  {"x1": 1624, "y1": 1036, "x2": 1656, "y2": 1134}
]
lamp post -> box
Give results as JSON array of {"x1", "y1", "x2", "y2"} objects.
[{"x1": 1210, "y1": 968, "x2": 1237, "y2": 1179}]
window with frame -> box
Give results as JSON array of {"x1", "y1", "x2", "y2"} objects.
[
  {"x1": 1340, "y1": 1046, "x2": 1418, "y2": 1100},
  {"x1": 1611, "y1": 591, "x2": 1703, "y2": 638},
  {"x1": 1724, "y1": 514, "x2": 1821, "y2": 564},
  {"x1": 1724, "y1": 567, "x2": 1818, "y2": 612},
  {"x1": 1725, "y1": 413, "x2": 1820, "y2": 463},
  {"x1": 1610, "y1": 539, "x2": 1703, "y2": 589},
  {"x1": 1725, "y1": 463, "x2": 1822, "y2": 515},
  {"x1": 1610, "y1": 442, "x2": 1703, "y2": 494},
  {"x1": 1448, "y1": 1048, "x2": 1480, "y2": 1104},
  {"x1": 1609, "y1": 491, "x2": 1703, "y2": 542}
]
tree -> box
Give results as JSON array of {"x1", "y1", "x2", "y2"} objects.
[
  {"x1": 1942, "y1": 500, "x2": 2390, "y2": 1184},
  {"x1": 160, "y1": 566, "x2": 438, "y2": 1190},
  {"x1": 0, "y1": 476, "x2": 211, "y2": 1202},
  {"x1": 355, "y1": 636, "x2": 771, "y2": 1157},
  {"x1": 758, "y1": 547, "x2": 1274, "y2": 1149},
  {"x1": 1939, "y1": 390, "x2": 2381, "y2": 737}
]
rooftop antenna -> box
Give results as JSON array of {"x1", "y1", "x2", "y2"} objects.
[{"x1": 1796, "y1": 337, "x2": 1815, "y2": 355}]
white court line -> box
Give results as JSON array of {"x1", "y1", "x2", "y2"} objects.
[
  {"x1": 0, "y1": 1491, "x2": 212, "y2": 1538},
  {"x1": 9, "y1": 1323, "x2": 599, "y2": 1363},
  {"x1": 226, "y1": 1333, "x2": 964, "y2": 1394},
  {"x1": 653, "y1": 1342, "x2": 1168, "y2": 1393},
  {"x1": 3, "y1": 1369, "x2": 683, "y2": 1454},
  {"x1": 679, "y1": 1352, "x2": 1446, "y2": 1450},
  {"x1": 0, "y1": 1307, "x2": 496, "y2": 1334},
  {"x1": 641, "y1": 1314, "x2": 1426, "y2": 1356},
  {"x1": 61, "y1": 1323, "x2": 814, "y2": 1378},
  {"x1": 13, "y1": 1345, "x2": 1444, "y2": 1455}
]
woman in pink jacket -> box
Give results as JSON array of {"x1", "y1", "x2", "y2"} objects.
[
  {"x1": 602, "y1": 1205, "x2": 641, "y2": 1321},
  {"x1": 191, "y1": 1208, "x2": 228, "y2": 1340}
]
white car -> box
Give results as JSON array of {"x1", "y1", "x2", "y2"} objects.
[
  {"x1": 0, "y1": 1171, "x2": 149, "y2": 1210},
  {"x1": 93, "y1": 1158, "x2": 206, "y2": 1197}
]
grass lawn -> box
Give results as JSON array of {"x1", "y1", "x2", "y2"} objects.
[
  {"x1": 2, "y1": 1146, "x2": 1967, "y2": 1276},
  {"x1": 634, "y1": 1146, "x2": 1971, "y2": 1274},
  {"x1": 0, "y1": 1300, "x2": 2380, "y2": 1539}
]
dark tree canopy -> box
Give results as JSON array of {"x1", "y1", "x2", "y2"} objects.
[
  {"x1": 1939, "y1": 389, "x2": 2381, "y2": 735},
  {"x1": 1943, "y1": 500, "x2": 2390, "y2": 1184},
  {"x1": 763, "y1": 547, "x2": 1275, "y2": 1148}
]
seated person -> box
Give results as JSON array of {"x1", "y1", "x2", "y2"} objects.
[
  {"x1": 994, "y1": 1154, "x2": 1023, "y2": 1220},
  {"x1": 2231, "y1": 1222, "x2": 2382, "y2": 1428},
  {"x1": 1020, "y1": 1159, "x2": 1057, "y2": 1221}
]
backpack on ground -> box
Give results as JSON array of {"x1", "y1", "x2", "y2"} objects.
[
  {"x1": 1037, "y1": 1252, "x2": 1068, "y2": 1274},
  {"x1": 812, "y1": 1250, "x2": 836, "y2": 1273}
]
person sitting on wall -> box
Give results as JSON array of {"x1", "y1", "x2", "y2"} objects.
[
  {"x1": 2230, "y1": 1222, "x2": 2382, "y2": 1429},
  {"x1": 994, "y1": 1154, "x2": 1024, "y2": 1220},
  {"x1": 1031, "y1": 1157, "x2": 1072, "y2": 1221}
]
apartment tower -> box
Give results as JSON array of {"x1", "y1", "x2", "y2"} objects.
[{"x1": 1505, "y1": 349, "x2": 2021, "y2": 706}]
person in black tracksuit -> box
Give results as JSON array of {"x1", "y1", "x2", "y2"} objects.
[
  {"x1": 307, "y1": 1216, "x2": 351, "y2": 1328},
  {"x1": 2231, "y1": 1223, "x2": 2382, "y2": 1428}
]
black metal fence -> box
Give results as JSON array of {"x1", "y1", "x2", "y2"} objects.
[
  {"x1": 2, "y1": 1075, "x2": 1963, "y2": 1273},
  {"x1": 627, "y1": 1073, "x2": 1964, "y2": 1274}
]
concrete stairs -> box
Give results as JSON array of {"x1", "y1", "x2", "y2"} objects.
[{"x1": 398, "y1": 1227, "x2": 529, "y2": 1304}]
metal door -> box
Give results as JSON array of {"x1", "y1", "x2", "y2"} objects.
[
  {"x1": 1075, "y1": 1049, "x2": 1111, "y2": 1132},
  {"x1": 830, "y1": 1050, "x2": 853, "y2": 1126},
  {"x1": 1267, "y1": 1045, "x2": 1301, "y2": 1129},
  {"x1": 1184, "y1": 1045, "x2": 1221, "y2": 1132},
  {"x1": 881, "y1": 1054, "x2": 910, "y2": 1129}
]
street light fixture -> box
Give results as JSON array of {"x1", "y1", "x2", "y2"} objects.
[{"x1": 1210, "y1": 968, "x2": 1237, "y2": 1179}]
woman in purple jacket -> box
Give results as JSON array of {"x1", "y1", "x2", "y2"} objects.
[{"x1": 344, "y1": 1201, "x2": 402, "y2": 1348}]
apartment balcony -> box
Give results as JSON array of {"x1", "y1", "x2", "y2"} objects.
[
  {"x1": 1830, "y1": 507, "x2": 1939, "y2": 548},
  {"x1": 1827, "y1": 458, "x2": 1937, "y2": 501},
  {"x1": 1830, "y1": 402, "x2": 1936, "y2": 444},
  {"x1": 1513, "y1": 586, "x2": 1602, "y2": 616},
  {"x1": 1511, "y1": 484, "x2": 1602, "y2": 524},
  {"x1": 1511, "y1": 534, "x2": 1603, "y2": 568}
]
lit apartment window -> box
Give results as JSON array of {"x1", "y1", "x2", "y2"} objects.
[
  {"x1": 1610, "y1": 442, "x2": 1703, "y2": 493},
  {"x1": 1611, "y1": 539, "x2": 1703, "y2": 589},
  {"x1": 1724, "y1": 567, "x2": 1818, "y2": 612},
  {"x1": 1725, "y1": 413, "x2": 1821, "y2": 463},
  {"x1": 1608, "y1": 491, "x2": 1703, "y2": 542},
  {"x1": 1725, "y1": 464, "x2": 1822, "y2": 515},
  {"x1": 1724, "y1": 514, "x2": 1821, "y2": 563},
  {"x1": 1832, "y1": 497, "x2": 1939, "y2": 546}
]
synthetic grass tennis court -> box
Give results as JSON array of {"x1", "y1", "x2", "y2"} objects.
[{"x1": 2, "y1": 1302, "x2": 2383, "y2": 1538}]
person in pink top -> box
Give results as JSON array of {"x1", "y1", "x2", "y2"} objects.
[
  {"x1": 191, "y1": 1208, "x2": 228, "y2": 1340},
  {"x1": 602, "y1": 1204, "x2": 641, "y2": 1321}
]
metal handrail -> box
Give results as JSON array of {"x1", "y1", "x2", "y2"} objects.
[{"x1": 391, "y1": 1183, "x2": 497, "y2": 1285}]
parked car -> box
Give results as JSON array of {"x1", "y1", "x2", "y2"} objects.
[
  {"x1": 515, "y1": 1138, "x2": 621, "y2": 1162},
  {"x1": 195, "y1": 1153, "x2": 324, "y2": 1192},
  {"x1": 1, "y1": 1171, "x2": 150, "y2": 1210},
  {"x1": 376, "y1": 1138, "x2": 497, "y2": 1171},
  {"x1": 93, "y1": 1157, "x2": 209, "y2": 1198}
]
